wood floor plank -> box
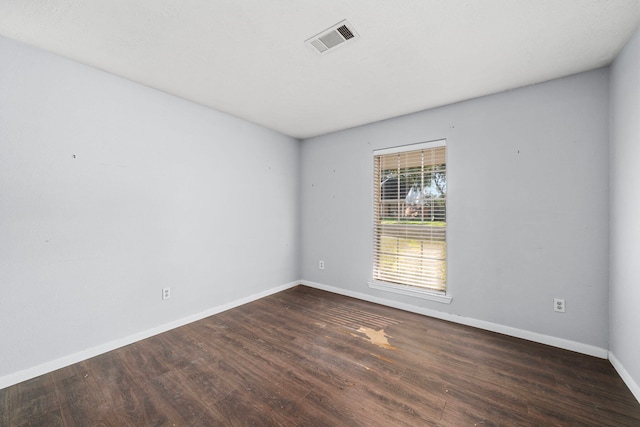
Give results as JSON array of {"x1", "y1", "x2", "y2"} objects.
[
  {"x1": 2, "y1": 285, "x2": 640, "y2": 426},
  {"x1": 1, "y1": 374, "x2": 59, "y2": 425},
  {"x1": 149, "y1": 369, "x2": 228, "y2": 426},
  {"x1": 14, "y1": 409, "x2": 65, "y2": 427},
  {"x1": 53, "y1": 370, "x2": 110, "y2": 427}
]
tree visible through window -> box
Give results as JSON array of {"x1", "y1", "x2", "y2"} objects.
[{"x1": 373, "y1": 140, "x2": 447, "y2": 293}]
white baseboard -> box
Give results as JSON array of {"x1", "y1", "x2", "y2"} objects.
[
  {"x1": 609, "y1": 352, "x2": 640, "y2": 403},
  {"x1": 0, "y1": 280, "x2": 299, "y2": 390},
  {"x1": 2, "y1": 279, "x2": 615, "y2": 391},
  {"x1": 301, "y1": 280, "x2": 609, "y2": 359}
]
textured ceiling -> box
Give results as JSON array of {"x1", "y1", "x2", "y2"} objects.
[{"x1": 1, "y1": 1, "x2": 639, "y2": 139}]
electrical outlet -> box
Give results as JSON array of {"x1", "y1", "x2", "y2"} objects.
[
  {"x1": 554, "y1": 298, "x2": 565, "y2": 313},
  {"x1": 319, "y1": 260, "x2": 325, "y2": 270},
  {"x1": 162, "y1": 287, "x2": 171, "y2": 300}
]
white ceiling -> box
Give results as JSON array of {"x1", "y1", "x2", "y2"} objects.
[{"x1": 1, "y1": 1, "x2": 639, "y2": 139}]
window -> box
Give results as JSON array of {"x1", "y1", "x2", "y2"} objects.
[{"x1": 370, "y1": 140, "x2": 450, "y2": 303}]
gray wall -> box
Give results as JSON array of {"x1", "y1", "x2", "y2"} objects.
[
  {"x1": 0, "y1": 36, "x2": 300, "y2": 380},
  {"x1": 610, "y1": 27, "x2": 640, "y2": 398},
  {"x1": 301, "y1": 68, "x2": 610, "y2": 352}
]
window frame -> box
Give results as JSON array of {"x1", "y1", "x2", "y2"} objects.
[{"x1": 368, "y1": 139, "x2": 452, "y2": 304}]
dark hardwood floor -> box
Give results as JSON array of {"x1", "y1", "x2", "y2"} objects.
[{"x1": 2, "y1": 285, "x2": 640, "y2": 426}]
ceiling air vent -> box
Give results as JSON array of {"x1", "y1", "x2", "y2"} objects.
[{"x1": 305, "y1": 20, "x2": 359, "y2": 54}]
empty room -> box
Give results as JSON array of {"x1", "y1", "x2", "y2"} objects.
[{"x1": 2, "y1": 1, "x2": 640, "y2": 425}]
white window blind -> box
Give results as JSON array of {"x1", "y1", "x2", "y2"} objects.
[{"x1": 373, "y1": 140, "x2": 447, "y2": 293}]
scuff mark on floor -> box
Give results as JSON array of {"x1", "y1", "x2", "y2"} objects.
[
  {"x1": 372, "y1": 353, "x2": 396, "y2": 364},
  {"x1": 356, "y1": 362, "x2": 371, "y2": 371}
]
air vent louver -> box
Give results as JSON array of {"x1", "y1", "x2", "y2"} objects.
[
  {"x1": 336, "y1": 25, "x2": 354, "y2": 40},
  {"x1": 305, "y1": 20, "x2": 359, "y2": 54}
]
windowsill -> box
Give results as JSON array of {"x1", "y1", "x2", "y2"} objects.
[{"x1": 368, "y1": 280, "x2": 452, "y2": 304}]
